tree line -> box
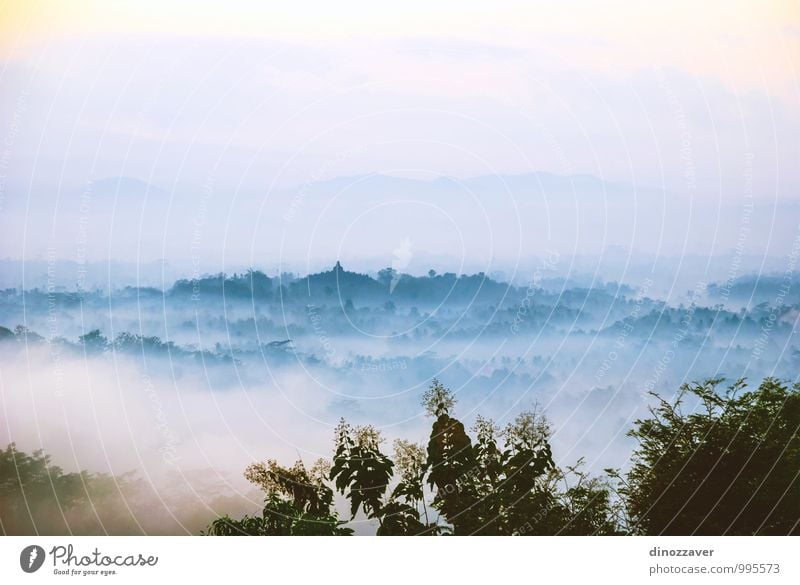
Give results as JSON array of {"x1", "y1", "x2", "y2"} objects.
[
  {"x1": 2, "y1": 376, "x2": 797, "y2": 535},
  {"x1": 205, "y1": 376, "x2": 800, "y2": 536}
]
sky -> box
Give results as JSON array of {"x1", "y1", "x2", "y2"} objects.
[
  {"x1": 0, "y1": 0, "x2": 799, "y2": 270},
  {"x1": 2, "y1": 2, "x2": 799, "y2": 536}
]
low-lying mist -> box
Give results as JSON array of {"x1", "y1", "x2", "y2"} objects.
[{"x1": 1, "y1": 265, "x2": 797, "y2": 533}]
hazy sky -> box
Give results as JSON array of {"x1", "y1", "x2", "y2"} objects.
[{"x1": 1, "y1": 1, "x2": 799, "y2": 268}]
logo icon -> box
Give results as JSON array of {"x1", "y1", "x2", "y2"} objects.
[
  {"x1": 20, "y1": 545, "x2": 46, "y2": 573},
  {"x1": 390, "y1": 237, "x2": 413, "y2": 293}
]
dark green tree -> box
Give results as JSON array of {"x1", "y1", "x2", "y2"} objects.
[
  {"x1": 78, "y1": 329, "x2": 109, "y2": 353},
  {"x1": 329, "y1": 420, "x2": 394, "y2": 524},
  {"x1": 205, "y1": 459, "x2": 352, "y2": 536},
  {"x1": 0, "y1": 443, "x2": 142, "y2": 534},
  {"x1": 624, "y1": 377, "x2": 800, "y2": 535},
  {"x1": 422, "y1": 380, "x2": 482, "y2": 534},
  {"x1": 420, "y1": 381, "x2": 618, "y2": 535},
  {"x1": 379, "y1": 440, "x2": 438, "y2": 535},
  {"x1": 550, "y1": 460, "x2": 622, "y2": 535}
]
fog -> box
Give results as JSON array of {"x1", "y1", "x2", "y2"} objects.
[
  {"x1": 3, "y1": 265, "x2": 797, "y2": 497},
  {"x1": 2, "y1": 260, "x2": 798, "y2": 533},
  {"x1": 2, "y1": 173, "x2": 798, "y2": 287}
]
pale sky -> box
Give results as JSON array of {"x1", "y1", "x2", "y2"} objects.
[{"x1": 1, "y1": 0, "x2": 799, "y2": 267}]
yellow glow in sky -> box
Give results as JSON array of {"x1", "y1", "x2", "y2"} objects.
[{"x1": 2, "y1": 0, "x2": 799, "y2": 99}]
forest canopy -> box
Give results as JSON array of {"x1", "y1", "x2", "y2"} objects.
[
  {"x1": 201, "y1": 377, "x2": 799, "y2": 536},
  {"x1": 3, "y1": 376, "x2": 797, "y2": 536}
]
